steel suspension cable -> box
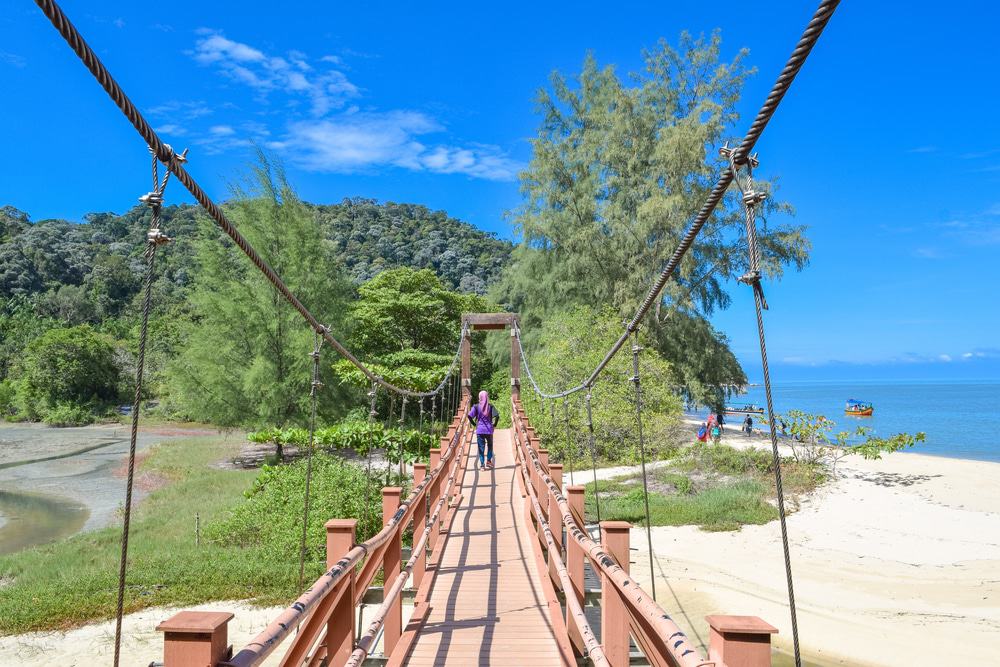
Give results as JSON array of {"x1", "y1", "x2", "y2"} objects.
[
  {"x1": 726, "y1": 148, "x2": 803, "y2": 666},
  {"x1": 297, "y1": 330, "x2": 324, "y2": 591},
  {"x1": 112, "y1": 148, "x2": 183, "y2": 667},
  {"x1": 32, "y1": 0, "x2": 467, "y2": 402},
  {"x1": 398, "y1": 397, "x2": 407, "y2": 477},
  {"x1": 630, "y1": 330, "x2": 657, "y2": 601},
  {"x1": 505, "y1": 0, "x2": 841, "y2": 400},
  {"x1": 584, "y1": 389, "x2": 602, "y2": 522}
]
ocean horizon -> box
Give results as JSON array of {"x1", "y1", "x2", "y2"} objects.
[{"x1": 714, "y1": 380, "x2": 1000, "y2": 464}]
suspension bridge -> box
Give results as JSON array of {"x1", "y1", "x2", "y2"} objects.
[{"x1": 26, "y1": 0, "x2": 842, "y2": 664}]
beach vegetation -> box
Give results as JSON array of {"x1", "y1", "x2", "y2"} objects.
[
  {"x1": 780, "y1": 410, "x2": 926, "y2": 476},
  {"x1": 0, "y1": 435, "x2": 379, "y2": 634},
  {"x1": 516, "y1": 306, "x2": 683, "y2": 466},
  {"x1": 494, "y1": 33, "x2": 810, "y2": 409}
]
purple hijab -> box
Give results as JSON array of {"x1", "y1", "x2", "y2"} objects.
[{"x1": 469, "y1": 390, "x2": 495, "y2": 435}]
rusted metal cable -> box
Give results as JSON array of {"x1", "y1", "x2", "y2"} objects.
[
  {"x1": 297, "y1": 330, "x2": 323, "y2": 591},
  {"x1": 112, "y1": 148, "x2": 182, "y2": 667},
  {"x1": 508, "y1": 0, "x2": 841, "y2": 399},
  {"x1": 630, "y1": 330, "x2": 657, "y2": 601},
  {"x1": 727, "y1": 149, "x2": 802, "y2": 666},
  {"x1": 31, "y1": 0, "x2": 465, "y2": 402}
]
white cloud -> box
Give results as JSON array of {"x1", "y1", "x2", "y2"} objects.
[
  {"x1": 0, "y1": 51, "x2": 26, "y2": 68},
  {"x1": 938, "y1": 354, "x2": 953, "y2": 362},
  {"x1": 148, "y1": 100, "x2": 213, "y2": 120},
  {"x1": 269, "y1": 113, "x2": 522, "y2": 180},
  {"x1": 190, "y1": 29, "x2": 359, "y2": 116},
  {"x1": 907, "y1": 145, "x2": 936, "y2": 154},
  {"x1": 155, "y1": 123, "x2": 188, "y2": 136},
  {"x1": 182, "y1": 31, "x2": 522, "y2": 181}
]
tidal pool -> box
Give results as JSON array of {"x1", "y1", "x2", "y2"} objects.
[{"x1": 0, "y1": 489, "x2": 89, "y2": 554}]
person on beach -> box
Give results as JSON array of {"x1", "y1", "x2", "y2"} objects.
[
  {"x1": 743, "y1": 415, "x2": 753, "y2": 436},
  {"x1": 467, "y1": 390, "x2": 500, "y2": 470},
  {"x1": 717, "y1": 412, "x2": 725, "y2": 433},
  {"x1": 710, "y1": 423, "x2": 721, "y2": 444}
]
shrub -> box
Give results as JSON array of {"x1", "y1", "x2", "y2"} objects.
[
  {"x1": 206, "y1": 455, "x2": 394, "y2": 562},
  {"x1": 247, "y1": 420, "x2": 437, "y2": 466},
  {"x1": 42, "y1": 402, "x2": 94, "y2": 427},
  {"x1": 14, "y1": 324, "x2": 120, "y2": 418}
]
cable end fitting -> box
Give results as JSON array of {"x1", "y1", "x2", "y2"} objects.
[{"x1": 147, "y1": 229, "x2": 171, "y2": 245}]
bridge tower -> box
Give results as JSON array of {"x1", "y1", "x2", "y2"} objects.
[{"x1": 459, "y1": 312, "x2": 521, "y2": 399}]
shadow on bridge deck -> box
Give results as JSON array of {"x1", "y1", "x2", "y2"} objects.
[{"x1": 405, "y1": 428, "x2": 565, "y2": 666}]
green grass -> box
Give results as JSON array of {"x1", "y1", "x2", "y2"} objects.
[
  {"x1": 585, "y1": 477, "x2": 778, "y2": 532},
  {"x1": 0, "y1": 436, "x2": 338, "y2": 634}
]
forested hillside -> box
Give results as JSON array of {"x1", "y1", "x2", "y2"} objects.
[{"x1": 0, "y1": 199, "x2": 510, "y2": 313}]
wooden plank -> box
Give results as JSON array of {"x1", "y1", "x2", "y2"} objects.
[{"x1": 404, "y1": 429, "x2": 567, "y2": 666}]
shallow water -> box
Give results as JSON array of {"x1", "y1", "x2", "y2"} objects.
[
  {"x1": 722, "y1": 381, "x2": 1000, "y2": 463},
  {"x1": 0, "y1": 489, "x2": 89, "y2": 554}
]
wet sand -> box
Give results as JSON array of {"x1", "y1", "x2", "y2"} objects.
[{"x1": 0, "y1": 423, "x2": 215, "y2": 552}]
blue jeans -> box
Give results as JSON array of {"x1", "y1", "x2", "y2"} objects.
[{"x1": 477, "y1": 434, "x2": 494, "y2": 466}]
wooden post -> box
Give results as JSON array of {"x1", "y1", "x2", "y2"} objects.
[
  {"x1": 706, "y1": 616, "x2": 779, "y2": 667},
  {"x1": 601, "y1": 521, "x2": 631, "y2": 667},
  {"x1": 157, "y1": 611, "x2": 234, "y2": 667},
  {"x1": 326, "y1": 519, "x2": 357, "y2": 665},
  {"x1": 565, "y1": 485, "x2": 586, "y2": 657},
  {"x1": 382, "y1": 487, "x2": 403, "y2": 656},
  {"x1": 412, "y1": 464, "x2": 428, "y2": 589}
]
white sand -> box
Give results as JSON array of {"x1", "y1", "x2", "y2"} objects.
[{"x1": 625, "y1": 451, "x2": 1000, "y2": 666}]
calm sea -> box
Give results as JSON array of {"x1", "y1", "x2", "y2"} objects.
[{"x1": 711, "y1": 381, "x2": 1000, "y2": 463}]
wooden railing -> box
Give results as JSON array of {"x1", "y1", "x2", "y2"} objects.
[
  {"x1": 156, "y1": 398, "x2": 472, "y2": 667},
  {"x1": 510, "y1": 397, "x2": 779, "y2": 667}
]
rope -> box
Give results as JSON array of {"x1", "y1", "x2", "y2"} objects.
[
  {"x1": 726, "y1": 149, "x2": 802, "y2": 666},
  {"x1": 296, "y1": 330, "x2": 323, "y2": 591},
  {"x1": 31, "y1": 0, "x2": 469, "y2": 402},
  {"x1": 630, "y1": 329, "x2": 657, "y2": 601},
  {"x1": 503, "y1": 0, "x2": 842, "y2": 400},
  {"x1": 585, "y1": 389, "x2": 602, "y2": 522},
  {"x1": 112, "y1": 147, "x2": 184, "y2": 667}
]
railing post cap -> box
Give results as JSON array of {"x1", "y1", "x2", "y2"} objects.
[
  {"x1": 156, "y1": 610, "x2": 234, "y2": 634},
  {"x1": 600, "y1": 520, "x2": 632, "y2": 532},
  {"x1": 549, "y1": 463, "x2": 563, "y2": 470},
  {"x1": 325, "y1": 518, "x2": 358, "y2": 532},
  {"x1": 566, "y1": 484, "x2": 586, "y2": 493},
  {"x1": 382, "y1": 486, "x2": 403, "y2": 496},
  {"x1": 413, "y1": 462, "x2": 428, "y2": 470},
  {"x1": 706, "y1": 615, "x2": 778, "y2": 635}
]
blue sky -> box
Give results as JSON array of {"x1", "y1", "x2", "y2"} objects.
[{"x1": 2, "y1": 1, "x2": 998, "y2": 380}]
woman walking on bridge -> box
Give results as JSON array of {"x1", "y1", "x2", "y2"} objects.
[{"x1": 467, "y1": 390, "x2": 500, "y2": 470}]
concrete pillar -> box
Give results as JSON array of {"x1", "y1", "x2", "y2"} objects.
[{"x1": 460, "y1": 330, "x2": 472, "y2": 397}]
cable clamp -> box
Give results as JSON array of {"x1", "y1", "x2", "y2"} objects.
[
  {"x1": 139, "y1": 191, "x2": 163, "y2": 208},
  {"x1": 147, "y1": 229, "x2": 171, "y2": 245},
  {"x1": 743, "y1": 189, "x2": 767, "y2": 206},
  {"x1": 738, "y1": 270, "x2": 770, "y2": 310}
]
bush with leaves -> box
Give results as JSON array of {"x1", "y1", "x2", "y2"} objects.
[
  {"x1": 206, "y1": 455, "x2": 396, "y2": 563},
  {"x1": 517, "y1": 306, "x2": 682, "y2": 465},
  {"x1": 248, "y1": 420, "x2": 437, "y2": 467},
  {"x1": 14, "y1": 324, "x2": 120, "y2": 420},
  {"x1": 779, "y1": 410, "x2": 926, "y2": 476}
]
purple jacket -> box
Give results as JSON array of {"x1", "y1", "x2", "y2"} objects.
[{"x1": 468, "y1": 403, "x2": 499, "y2": 435}]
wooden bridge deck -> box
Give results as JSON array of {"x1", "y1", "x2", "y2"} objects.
[{"x1": 405, "y1": 428, "x2": 565, "y2": 666}]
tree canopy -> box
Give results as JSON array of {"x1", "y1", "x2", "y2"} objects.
[{"x1": 493, "y1": 32, "x2": 810, "y2": 407}]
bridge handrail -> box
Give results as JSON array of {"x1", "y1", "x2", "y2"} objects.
[
  {"x1": 345, "y1": 423, "x2": 473, "y2": 666},
  {"x1": 514, "y1": 432, "x2": 609, "y2": 666},
  {"x1": 224, "y1": 398, "x2": 470, "y2": 667},
  {"x1": 511, "y1": 398, "x2": 711, "y2": 667}
]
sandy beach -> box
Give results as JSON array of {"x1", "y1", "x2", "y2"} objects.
[{"x1": 618, "y1": 423, "x2": 1000, "y2": 666}]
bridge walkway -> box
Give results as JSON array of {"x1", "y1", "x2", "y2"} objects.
[{"x1": 405, "y1": 427, "x2": 566, "y2": 666}]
